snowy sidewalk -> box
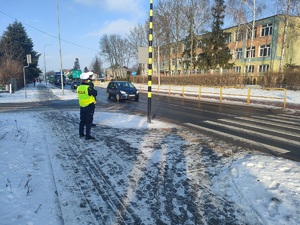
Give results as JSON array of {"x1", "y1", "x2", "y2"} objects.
[{"x1": 0, "y1": 83, "x2": 299, "y2": 224}]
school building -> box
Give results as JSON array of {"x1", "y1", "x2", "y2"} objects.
[{"x1": 152, "y1": 14, "x2": 300, "y2": 79}]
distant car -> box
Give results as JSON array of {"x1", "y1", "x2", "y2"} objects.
[
  {"x1": 54, "y1": 75, "x2": 66, "y2": 86},
  {"x1": 71, "y1": 80, "x2": 81, "y2": 89},
  {"x1": 106, "y1": 81, "x2": 139, "y2": 101}
]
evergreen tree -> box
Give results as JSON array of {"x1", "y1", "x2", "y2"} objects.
[
  {"x1": 83, "y1": 66, "x2": 88, "y2": 72},
  {"x1": 73, "y1": 58, "x2": 81, "y2": 70},
  {"x1": 198, "y1": 0, "x2": 232, "y2": 70},
  {"x1": 0, "y1": 21, "x2": 41, "y2": 85}
]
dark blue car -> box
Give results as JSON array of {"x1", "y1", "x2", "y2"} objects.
[{"x1": 106, "y1": 81, "x2": 139, "y2": 101}]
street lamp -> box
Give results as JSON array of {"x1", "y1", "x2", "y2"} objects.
[
  {"x1": 44, "y1": 44, "x2": 53, "y2": 85},
  {"x1": 23, "y1": 54, "x2": 31, "y2": 98},
  {"x1": 56, "y1": 0, "x2": 64, "y2": 95}
]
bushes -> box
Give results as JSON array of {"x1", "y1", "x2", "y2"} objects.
[
  {"x1": 283, "y1": 71, "x2": 300, "y2": 90},
  {"x1": 0, "y1": 58, "x2": 22, "y2": 89},
  {"x1": 131, "y1": 72, "x2": 300, "y2": 90}
]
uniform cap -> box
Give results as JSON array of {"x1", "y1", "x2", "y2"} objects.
[
  {"x1": 80, "y1": 73, "x2": 89, "y2": 80},
  {"x1": 87, "y1": 72, "x2": 93, "y2": 77}
]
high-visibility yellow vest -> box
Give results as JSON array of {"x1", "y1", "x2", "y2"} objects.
[{"x1": 77, "y1": 84, "x2": 95, "y2": 107}]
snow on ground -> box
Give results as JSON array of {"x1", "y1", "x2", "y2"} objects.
[{"x1": 0, "y1": 83, "x2": 299, "y2": 224}]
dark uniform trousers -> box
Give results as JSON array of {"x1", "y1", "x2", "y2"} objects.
[{"x1": 79, "y1": 104, "x2": 94, "y2": 136}]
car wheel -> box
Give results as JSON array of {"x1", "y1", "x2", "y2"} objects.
[
  {"x1": 116, "y1": 93, "x2": 120, "y2": 101},
  {"x1": 135, "y1": 97, "x2": 139, "y2": 102},
  {"x1": 106, "y1": 92, "x2": 110, "y2": 99}
]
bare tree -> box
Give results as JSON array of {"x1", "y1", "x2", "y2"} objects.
[
  {"x1": 275, "y1": 0, "x2": 300, "y2": 72},
  {"x1": 155, "y1": 0, "x2": 192, "y2": 75},
  {"x1": 155, "y1": 0, "x2": 174, "y2": 75},
  {"x1": 126, "y1": 22, "x2": 149, "y2": 76},
  {"x1": 184, "y1": 0, "x2": 211, "y2": 74},
  {"x1": 226, "y1": 0, "x2": 248, "y2": 63},
  {"x1": 127, "y1": 23, "x2": 149, "y2": 60},
  {"x1": 169, "y1": 0, "x2": 188, "y2": 75},
  {"x1": 99, "y1": 34, "x2": 114, "y2": 68},
  {"x1": 99, "y1": 34, "x2": 133, "y2": 78},
  {"x1": 191, "y1": 0, "x2": 211, "y2": 35},
  {"x1": 226, "y1": 0, "x2": 265, "y2": 75}
]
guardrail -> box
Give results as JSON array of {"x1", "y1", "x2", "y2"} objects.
[{"x1": 137, "y1": 84, "x2": 287, "y2": 108}]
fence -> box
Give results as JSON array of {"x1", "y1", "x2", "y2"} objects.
[
  {"x1": 136, "y1": 84, "x2": 287, "y2": 108},
  {"x1": 94, "y1": 82, "x2": 288, "y2": 108}
]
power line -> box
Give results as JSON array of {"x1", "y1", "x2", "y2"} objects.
[{"x1": 0, "y1": 10, "x2": 98, "y2": 52}]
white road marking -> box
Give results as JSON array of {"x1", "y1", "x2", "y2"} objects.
[
  {"x1": 184, "y1": 123, "x2": 290, "y2": 154},
  {"x1": 204, "y1": 120, "x2": 300, "y2": 147},
  {"x1": 218, "y1": 118, "x2": 300, "y2": 138},
  {"x1": 266, "y1": 114, "x2": 300, "y2": 123},
  {"x1": 235, "y1": 116, "x2": 300, "y2": 131},
  {"x1": 251, "y1": 115, "x2": 299, "y2": 126}
]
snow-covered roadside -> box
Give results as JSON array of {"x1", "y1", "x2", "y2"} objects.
[
  {"x1": 212, "y1": 154, "x2": 300, "y2": 224},
  {"x1": 0, "y1": 111, "x2": 63, "y2": 224},
  {"x1": 0, "y1": 83, "x2": 299, "y2": 224}
]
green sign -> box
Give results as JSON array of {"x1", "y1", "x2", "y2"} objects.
[{"x1": 72, "y1": 70, "x2": 82, "y2": 79}]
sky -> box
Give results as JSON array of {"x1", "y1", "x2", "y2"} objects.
[
  {"x1": 0, "y1": 83, "x2": 299, "y2": 224},
  {"x1": 0, "y1": 0, "x2": 149, "y2": 72},
  {"x1": 0, "y1": 0, "x2": 280, "y2": 76}
]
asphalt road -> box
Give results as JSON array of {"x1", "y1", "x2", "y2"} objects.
[
  {"x1": 1, "y1": 84, "x2": 300, "y2": 162},
  {"x1": 94, "y1": 87, "x2": 300, "y2": 162}
]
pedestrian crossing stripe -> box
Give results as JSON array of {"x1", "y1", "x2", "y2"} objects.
[
  {"x1": 204, "y1": 120, "x2": 300, "y2": 147},
  {"x1": 184, "y1": 123, "x2": 290, "y2": 154},
  {"x1": 267, "y1": 114, "x2": 300, "y2": 123},
  {"x1": 218, "y1": 118, "x2": 300, "y2": 139},
  {"x1": 251, "y1": 115, "x2": 299, "y2": 126},
  {"x1": 236, "y1": 116, "x2": 299, "y2": 131}
]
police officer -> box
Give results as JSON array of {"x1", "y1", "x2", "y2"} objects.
[
  {"x1": 87, "y1": 71, "x2": 97, "y2": 127},
  {"x1": 77, "y1": 72, "x2": 97, "y2": 140}
]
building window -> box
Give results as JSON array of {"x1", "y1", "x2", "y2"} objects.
[
  {"x1": 233, "y1": 66, "x2": 241, "y2": 73},
  {"x1": 172, "y1": 59, "x2": 176, "y2": 66},
  {"x1": 171, "y1": 47, "x2": 175, "y2": 54},
  {"x1": 258, "y1": 64, "x2": 269, "y2": 72},
  {"x1": 246, "y1": 46, "x2": 255, "y2": 58},
  {"x1": 261, "y1": 23, "x2": 272, "y2": 36},
  {"x1": 236, "y1": 48, "x2": 243, "y2": 59},
  {"x1": 177, "y1": 59, "x2": 181, "y2": 66},
  {"x1": 225, "y1": 33, "x2": 231, "y2": 43},
  {"x1": 245, "y1": 65, "x2": 254, "y2": 73},
  {"x1": 247, "y1": 28, "x2": 256, "y2": 39},
  {"x1": 235, "y1": 31, "x2": 242, "y2": 41},
  {"x1": 260, "y1": 44, "x2": 271, "y2": 57}
]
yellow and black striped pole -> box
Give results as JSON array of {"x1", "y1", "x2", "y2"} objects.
[{"x1": 148, "y1": 0, "x2": 153, "y2": 123}]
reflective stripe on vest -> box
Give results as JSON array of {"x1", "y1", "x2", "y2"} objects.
[{"x1": 77, "y1": 85, "x2": 95, "y2": 107}]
